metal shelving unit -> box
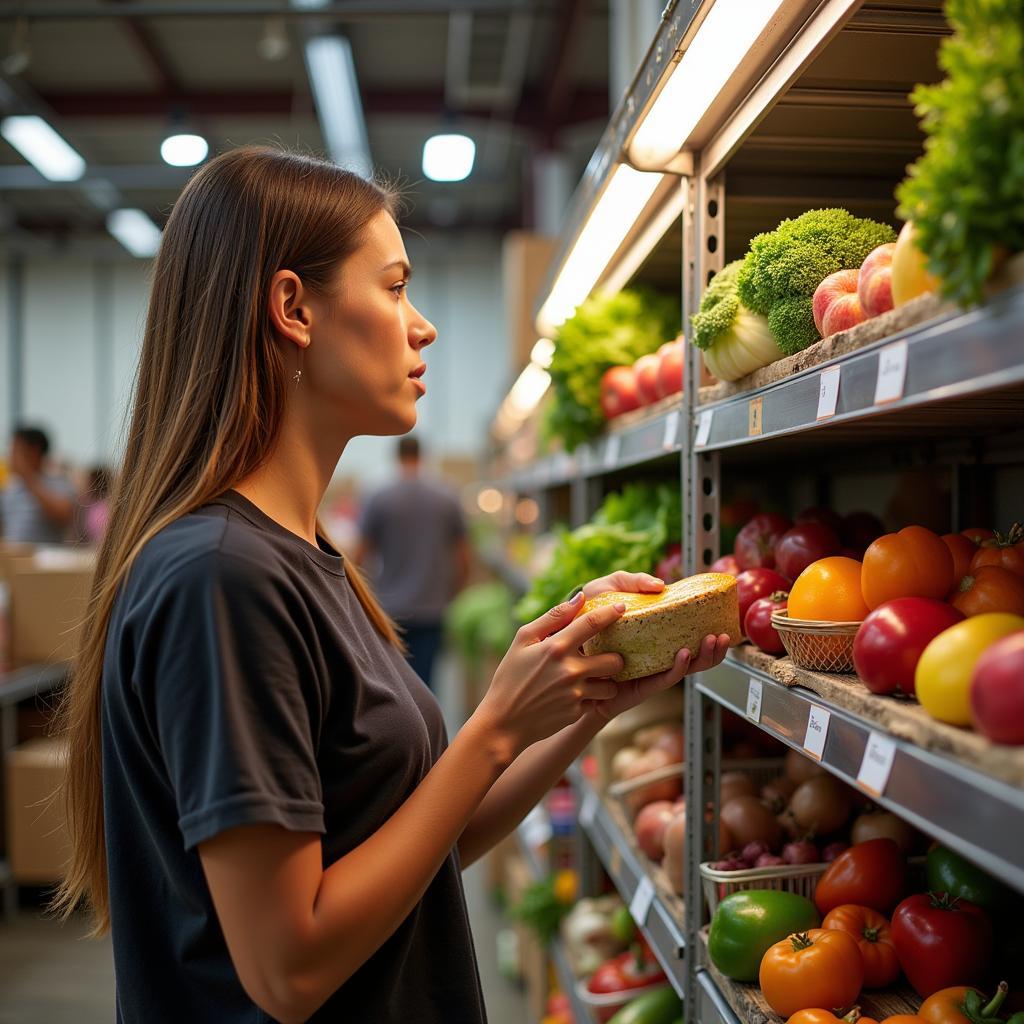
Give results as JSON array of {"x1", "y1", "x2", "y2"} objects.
[{"x1": 487, "y1": 1, "x2": 1023, "y2": 1021}]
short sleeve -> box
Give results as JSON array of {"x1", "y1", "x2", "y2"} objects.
[{"x1": 136, "y1": 551, "x2": 325, "y2": 850}]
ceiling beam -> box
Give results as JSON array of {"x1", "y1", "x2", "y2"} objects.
[{"x1": 0, "y1": 1, "x2": 548, "y2": 18}]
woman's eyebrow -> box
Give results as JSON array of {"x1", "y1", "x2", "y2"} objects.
[{"x1": 381, "y1": 259, "x2": 412, "y2": 278}]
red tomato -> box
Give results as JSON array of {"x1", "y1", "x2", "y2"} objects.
[
  {"x1": 710, "y1": 554, "x2": 740, "y2": 576},
  {"x1": 814, "y1": 839, "x2": 907, "y2": 916},
  {"x1": 862, "y1": 526, "x2": 955, "y2": 609},
  {"x1": 961, "y1": 526, "x2": 995, "y2": 545},
  {"x1": 970, "y1": 630, "x2": 1024, "y2": 744},
  {"x1": 775, "y1": 523, "x2": 842, "y2": 580},
  {"x1": 853, "y1": 598, "x2": 965, "y2": 696},
  {"x1": 951, "y1": 565, "x2": 1024, "y2": 617},
  {"x1": 737, "y1": 568, "x2": 792, "y2": 625},
  {"x1": 735, "y1": 513, "x2": 793, "y2": 570},
  {"x1": 744, "y1": 592, "x2": 789, "y2": 654},
  {"x1": 971, "y1": 524, "x2": 1024, "y2": 577},
  {"x1": 841, "y1": 511, "x2": 885, "y2": 556},
  {"x1": 655, "y1": 543, "x2": 684, "y2": 583},
  {"x1": 942, "y1": 533, "x2": 979, "y2": 582},
  {"x1": 586, "y1": 947, "x2": 667, "y2": 996},
  {"x1": 891, "y1": 892, "x2": 993, "y2": 997},
  {"x1": 822, "y1": 904, "x2": 900, "y2": 987}
]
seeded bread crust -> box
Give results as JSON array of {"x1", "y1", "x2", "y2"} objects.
[{"x1": 582, "y1": 573, "x2": 740, "y2": 682}]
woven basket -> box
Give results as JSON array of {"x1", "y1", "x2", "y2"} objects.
[
  {"x1": 700, "y1": 860, "x2": 825, "y2": 915},
  {"x1": 772, "y1": 610, "x2": 860, "y2": 673}
]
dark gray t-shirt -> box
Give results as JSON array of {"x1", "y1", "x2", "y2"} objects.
[
  {"x1": 101, "y1": 490, "x2": 486, "y2": 1024},
  {"x1": 359, "y1": 477, "x2": 466, "y2": 624}
]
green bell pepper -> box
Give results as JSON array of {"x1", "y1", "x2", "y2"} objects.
[
  {"x1": 606, "y1": 986, "x2": 681, "y2": 1024},
  {"x1": 926, "y1": 845, "x2": 1011, "y2": 912},
  {"x1": 707, "y1": 890, "x2": 821, "y2": 982}
]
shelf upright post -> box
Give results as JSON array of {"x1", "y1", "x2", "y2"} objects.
[{"x1": 683, "y1": 166, "x2": 726, "y2": 1012}]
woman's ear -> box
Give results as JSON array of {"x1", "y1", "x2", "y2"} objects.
[{"x1": 268, "y1": 269, "x2": 312, "y2": 349}]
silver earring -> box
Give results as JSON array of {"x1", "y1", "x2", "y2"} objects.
[{"x1": 292, "y1": 368, "x2": 302, "y2": 386}]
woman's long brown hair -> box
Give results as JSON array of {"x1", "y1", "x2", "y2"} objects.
[{"x1": 52, "y1": 146, "x2": 403, "y2": 933}]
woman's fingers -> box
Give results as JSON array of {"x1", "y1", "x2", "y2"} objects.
[
  {"x1": 575, "y1": 652, "x2": 624, "y2": 679},
  {"x1": 687, "y1": 633, "x2": 730, "y2": 673},
  {"x1": 516, "y1": 590, "x2": 585, "y2": 644},
  {"x1": 576, "y1": 679, "x2": 620, "y2": 701},
  {"x1": 557, "y1": 600, "x2": 626, "y2": 649},
  {"x1": 582, "y1": 571, "x2": 665, "y2": 600}
]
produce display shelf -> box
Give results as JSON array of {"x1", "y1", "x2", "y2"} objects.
[
  {"x1": 567, "y1": 762, "x2": 688, "y2": 1001},
  {"x1": 692, "y1": 285, "x2": 1024, "y2": 452},
  {"x1": 498, "y1": 403, "x2": 683, "y2": 492},
  {"x1": 696, "y1": 654, "x2": 1024, "y2": 894},
  {"x1": 550, "y1": 937, "x2": 590, "y2": 1024}
]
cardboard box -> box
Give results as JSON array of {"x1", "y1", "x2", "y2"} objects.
[
  {"x1": 8, "y1": 551, "x2": 94, "y2": 666},
  {"x1": 5, "y1": 737, "x2": 70, "y2": 884}
]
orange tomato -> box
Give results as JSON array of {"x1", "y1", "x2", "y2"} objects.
[
  {"x1": 789, "y1": 557, "x2": 870, "y2": 621},
  {"x1": 862, "y1": 526, "x2": 955, "y2": 610},
  {"x1": 950, "y1": 565, "x2": 1024, "y2": 617},
  {"x1": 760, "y1": 929, "x2": 864, "y2": 1017},
  {"x1": 942, "y1": 533, "x2": 979, "y2": 582},
  {"x1": 822, "y1": 904, "x2": 900, "y2": 987},
  {"x1": 971, "y1": 524, "x2": 1024, "y2": 577},
  {"x1": 919, "y1": 986, "x2": 988, "y2": 1024},
  {"x1": 881, "y1": 1017, "x2": 924, "y2": 1024},
  {"x1": 788, "y1": 1011, "x2": 878, "y2": 1024},
  {"x1": 961, "y1": 527, "x2": 995, "y2": 545}
]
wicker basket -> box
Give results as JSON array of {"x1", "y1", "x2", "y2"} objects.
[
  {"x1": 700, "y1": 861, "x2": 825, "y2": 914},
  {"x1": 772, "y1": 610, "x2": 860, "y2": 673}
]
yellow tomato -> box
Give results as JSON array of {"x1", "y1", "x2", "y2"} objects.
[
  {"x1": 789, "y1": 557, "x2": 870, "y2": 622},
  {"x1": 891, "y1": 220, "x2": 942, "y2": 306},
  {"x1": 915, "y1": 613, "x2": 1024, "y2": 725}
]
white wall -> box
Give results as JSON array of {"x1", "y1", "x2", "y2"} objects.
[{"x1": 0, "y1": 232, "x2": 509, "y2": 487}]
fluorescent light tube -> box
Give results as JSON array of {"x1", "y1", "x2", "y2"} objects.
[
  {"x1": 530, "y1": 337, "x2": 555, "y2": 369},
  {"x1": 160, "y1": 132, "x2": 208, "y2": 167},
  {"x1": 629, "y1": 0, "x2": 789, "y2": 168},
  {"x1": 304, "y1": 34, "x2": 372, "y2": 177},
  {"x1": 0, "y1": 115, "x2": 85, "y2": 182},
  {"x1": 422, "y1": 134, "x2": 476, "y2": 182},
  {"x1": 106, "y1": 208, "x2": 162, "y2": 258},
  {"x1": 537, "y1": 164, "x2": 662, "y2": 335}
]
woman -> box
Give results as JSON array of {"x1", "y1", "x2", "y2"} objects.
[{"x1": 54, "y1": 147, "x2": 729, "y2": 1023}]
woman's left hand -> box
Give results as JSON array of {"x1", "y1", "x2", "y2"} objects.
[{"x1": 577, "y1": 570, "x2": 730, "y2": 722}]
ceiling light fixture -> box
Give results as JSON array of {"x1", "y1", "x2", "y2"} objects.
[
  {"x1": 160, "y1": 132, "x2": 208, "y2": 167},
  {"x1": 628, "y1": 0, "x2": 789, "y2": 168},
  {"x1": 0, "y1": 115, "x2": 85, "y2": 182},
  {"x1": 106, "y1": 208, "x2": 162, "y2": 258},
  {"x1": 536, "y1": 164, "x2": 662, "y2": 336},
  {"x1": 422, "y1": 133, "x2": 476, "y2": 183}
]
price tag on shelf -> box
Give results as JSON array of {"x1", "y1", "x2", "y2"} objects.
[
  {"x1": 604, "y1": 434, "x2": 622, "y2": 468},
  {"x1": 857, "y1": 732, "x2": 897, "y2": 797},
  {"x1": 816, "y1": 365, "x2": 841, "y2": 420},
  {"x1": 579, "y1": 790, "x2": 598, "y2": 831},
  {"x1": 803, "y1": 705, "x2": 831, "y2": 761},
  {"x1": 662, "y1": 410, "x2": 680, "y2": 451},
  {"x1": 695, "y1": 409, "x2": 713, "y2": 448},
  {"x1": 629, "y1": 877, "x2": 656, "y2": 926},
  {"x1": 746, "y1": 678, "x2": 763, "y2": 722},
  {"x1": 874, "y1": 340, "x2": 909, "y2": 405},
  {"x1": 748, "y1": 397, "x2": 764, "y2": 436}
]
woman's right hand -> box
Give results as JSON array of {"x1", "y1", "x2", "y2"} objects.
[{"x1": 473, "y1": 592, "x2": 626, "y2": 761}]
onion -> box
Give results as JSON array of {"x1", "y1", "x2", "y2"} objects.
[
  {"x1": 654, "y1": 729, "x2": 685, "y2": 765},
  {"x1": 663, "y1": 812, "x2": 686, "y2": 896},
  {"x1": 741, "y1": 840, "x2": 771, "y2": 866},
  {"x1": 623, "y1": 748, "x2": 682, "y2": 815},
  {"x1": 782, "y1": 840, "x2": 820, "y2": 865},
  {"x1": 822, "y1": 841, "x2": 849, "y2": 863},
  {"x1": 785, "y1": 748, "x2": 827, "y2": 784},
  {"x1": 851, "y1": 810, "x2": 917, "y2": 854},
  {"x1": 720, "y1": 795, "x2": 783, "y2": 850},
  {"x1": 611, "y1": 745, "x2": 643, "y2": 781},
  {"x1": 720, "y1": 771, "x2": 757, "y2": 805},
  {"x1": 756, "y1": 853, "x2": 786, "y2": 868},
  {"x1": 789, "y1": 775, "x2": 854, "y2": 836},
  {"x1": 634, "y1": 723, "x2": 675, "y2": 750},
  {"x1": 761, "y1": 776, "x2": 797, "y2": 813}
]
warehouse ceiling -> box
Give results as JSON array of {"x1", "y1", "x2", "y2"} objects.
[{"x1": 0, "y1": 0, "x2": 612, "y2": 247}]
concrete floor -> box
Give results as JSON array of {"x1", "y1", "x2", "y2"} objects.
[{"x1": 0, "y1": 654, "x2": 530, "y2": 1023}]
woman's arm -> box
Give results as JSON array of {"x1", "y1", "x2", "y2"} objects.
[
  {"x1": 198, "y1": 593, "x2": 626, "y2": 1024},
  {"x1": 457, "y1": 633, "x2": 730, "y2": 869}
]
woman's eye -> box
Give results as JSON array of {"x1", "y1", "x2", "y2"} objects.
[{"x1": 391, "y1": 281, "x2": 408, "y2": 297}]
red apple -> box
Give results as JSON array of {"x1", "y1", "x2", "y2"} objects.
[
  {"x1": 634, "y1": 800, "x2": 677, "y2": 861},
  {"x1": 858, "y1": 242, "x2": 896, "y2": 317},
  {"x1": 633, "y1": 353, "x2": 662, "y2": 405},
  {"x1": 655, "y1": 339, "x2": 684, "y2": 398},
  {"x1": 710, "y1": 554, "x2": 740, "y2": 576},
  {"x1": 599, "y1": 365, "x2": 641, "y2": 419},
  {"x1": 812, "y1": 269, "x2": 865, "y2": 337}
]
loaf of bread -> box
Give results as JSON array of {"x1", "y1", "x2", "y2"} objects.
[{"x1": 581, "y1": 573, "x2": 740, "y2": 681}]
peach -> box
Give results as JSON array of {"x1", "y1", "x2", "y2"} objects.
[
  {"x1": 812, "y1": 269, "x2": 859, "y2": 335},
  {"x1": 633, "y1": 353, "x2": 662, "y2": 405},
  {"x1": 822, "y1": 292, "x2": 866, "y2": 336},
  {"x1": 858, "y1": 242, "x2": 896, "y2": 317}
]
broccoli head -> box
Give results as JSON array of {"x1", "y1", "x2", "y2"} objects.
[
  {"x1": 737, "y1": 209, "x2": 896, "y2": 355},
  {"x1": 691, "y1": 260, "x2": 744, "y2": 351}
]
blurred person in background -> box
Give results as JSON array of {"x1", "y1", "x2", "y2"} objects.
[
  {"x1": 81, "y1": 465, "x2": 114, "y2": 545},
  {"x1": 356, "y1": 435, "x2": 470, "y2": 690},
  {"x1": 1, "y1": 424, "x2": 76, "y2": 544}
]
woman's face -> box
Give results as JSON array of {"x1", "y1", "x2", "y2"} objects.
[{"x1": 305, "y1": 210, "x2": 436, "y2": 438}]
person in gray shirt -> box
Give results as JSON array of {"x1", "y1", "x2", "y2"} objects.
[
  {"x1": 357, "y1": 436, "x2": 470, "y2": 690},
  {"x1": 1, "y1": 425, "x2": 76, "y2": 544}
]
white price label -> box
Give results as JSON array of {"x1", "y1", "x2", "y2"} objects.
[
  {"x1": 662, "y1": 410, "x2": 680, "y2": 451},
  {"x1": 874, "y1": 341, "x2": 909, "y2": 405},
  {"x1": 803, "y1": 705, "x2": 831, "y2": 761},
  {"x1": 580, "y1": 790, "x2": 598, "y2": 830},
  {"x1": 629, "y1": 877, "x2": 656, "y2": 926},
  {"x1": 605, "y1": 434, "x2": 622, "y2": 467},
  {"x1": 746, "y1": 678, "x2": 763, "y2": 722},
  {"x1": 695, "y1": 409, "x2": 713, "y2": 447},
  {"x1": 816, "y1": 365, "x2": 841, "y2": 420},
  {"x1": 857, "y1": 732, "x2": 897, "y2": 797}
]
